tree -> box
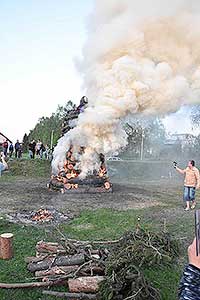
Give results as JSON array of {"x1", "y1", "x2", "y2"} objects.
[
  {"x1": 22, "y1": 133, "x2": 29, "y2": 152},
  {"x1": 124, "y1": 118, "x2": 166, "y2": 159},
  {"x1": 28, "y1": 101, "x2": 75, "y2": 148}
]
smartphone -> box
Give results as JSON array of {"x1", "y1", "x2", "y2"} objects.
[{"x1": 195, "y1": 210, "x2": 200, "y2": 256}]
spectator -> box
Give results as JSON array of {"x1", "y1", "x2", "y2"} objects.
[
  {"x1": 28, "y1": 140, "x2": 36, "y2": 159},
  {"x1": 39, "y1": 143, "x2": 46, "y2": 159},
  {"x1": 0, "y1": 152, "x2": 8, "y2": 176},
  {"x1": 36, "y1": 139, "x2": 42, "y2": 157},
  {"x1": 9, "y1": 142, "x2": 14, "y2": 158},
  {"x1": 14, "y1": 140, "x2": 21, "y2": 158},
  {"x1": 18, "y1": 143, "x2": 23, "y2": 159},
  {"x1": 179, "y1": 238, "x2": 200, "y2": 299},
  {"x1": 2, "y1": 140, "x2": 8, "y2": 157},
  {"x1": 175, "y1": 160, "x2": 200, "y2": 211},
  {"x1": 44, "y1": 144, "x2": 50, "y2": 160}
]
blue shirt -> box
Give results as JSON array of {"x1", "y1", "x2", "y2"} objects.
[{"x1": 0, "y1": 162, "x2": 6, "y2": 175}]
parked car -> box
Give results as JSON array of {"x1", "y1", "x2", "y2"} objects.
[{"x1": 106, "y1": 156, "x2": 121, "y2": 161}]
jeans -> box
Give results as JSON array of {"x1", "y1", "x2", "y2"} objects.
[{"x1": 183, "y1": 186, "x2": 196, "y2": 202}]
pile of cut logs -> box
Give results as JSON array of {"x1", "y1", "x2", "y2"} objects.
[
  {"x1": 25, "y1": 239, "x2": 109, "y2": 299},
  {"x1": 48, "y1": 97, "x2": 112, "y2": 194},
  {"x1": 49, "y1": 146, "x2": 112, "y2": 193}
]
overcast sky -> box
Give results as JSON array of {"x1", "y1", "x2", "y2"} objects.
[{"x1": 0, "y1": 0, "x2": 199, "y2": 142}]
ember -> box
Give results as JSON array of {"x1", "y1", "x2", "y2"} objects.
[
  {"x1": 31, "y1": 208, "x2": 53, "y2": 222},
  {"x1": 6, "y1": 208, "x2": 74, "y2": 225}
]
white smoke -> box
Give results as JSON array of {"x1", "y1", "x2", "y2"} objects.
[{"x1": 52, "y1": 0, "x2": 200, "y2": 176}]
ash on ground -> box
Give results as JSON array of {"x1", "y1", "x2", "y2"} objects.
[{"x1": 6, "y1": 208, "x2": 74, "y2": 225}]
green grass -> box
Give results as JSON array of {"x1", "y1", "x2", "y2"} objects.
[
  {"x1": 0, "y1": 158, "x2": 191, "y2": 300},
  {"x1": 0, "y1": 209, "x2": 184, "y2": 300},
  {"x1": 1, "y1": 158, "x2": 51, "y2": 179}
]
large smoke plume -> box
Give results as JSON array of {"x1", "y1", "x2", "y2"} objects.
[{"x1": 52, "y1": 0, "x2": 200, "y2": 176}]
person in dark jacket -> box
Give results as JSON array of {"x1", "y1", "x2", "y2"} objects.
[
  {"x1": 14, "y1": 140, "x2": 20, "y2": 158},
  {"x1": 9, "y1": 142, "x2": 14, "y2": 158},
  {"x1": 179, "y1": 238, "x2": 200, "y2": 299}
]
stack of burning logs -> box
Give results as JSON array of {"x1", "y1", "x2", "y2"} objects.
[
  {"x1": 49, "y1": 147, "x2": 112, "y2": 193},
  {"x1": 49, "y1": 96, "x2": 112, "y2": 193},
  {"x1": 25, "y1": 239, "x2": 108, "y2": 299}
]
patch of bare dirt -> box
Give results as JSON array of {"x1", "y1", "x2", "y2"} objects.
[{"x1": 0, "y1": 178, "x2": 167, "y2": 214}]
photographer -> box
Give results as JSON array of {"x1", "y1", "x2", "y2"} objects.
[
  {"x1": 179, "y1": 238, "x2": 200, "y2": 299},
  {"x1": 174, "y1": 161, "x2": 200, "y2": 211},
  {"x1": 0, "y1": 152, "x2": 8, "y2": 176}
]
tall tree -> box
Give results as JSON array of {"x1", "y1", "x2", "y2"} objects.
[
  {"x1": 124, "y1": 118, "x2": 166, "y2": 159},
  {"x1": 28, "y1": 101, "x2": 75, "y2": 147},
  {"x1": 22, "y1": 133, "x2": 29, "y2": 152}
]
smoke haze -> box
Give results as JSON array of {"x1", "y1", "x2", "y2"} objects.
[{"x1": 52, "y1": 0, "x2": 200, "y2": 176}]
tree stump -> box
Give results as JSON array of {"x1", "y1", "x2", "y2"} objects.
[{"x1": 0, "y1": 233, "x2": 14, "y2": 260}]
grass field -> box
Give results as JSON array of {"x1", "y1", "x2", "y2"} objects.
[{"x1": 0, "y1": 158, "x2": 195, "y2": 299}]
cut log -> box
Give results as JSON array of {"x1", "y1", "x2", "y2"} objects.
[
  {"x1": 27, "y1": 253, "x2": 85, "y2": 272},
  {"x1": 0, "y1": 233, "x2": 13, "y2": 260},
  {"x1": 36, "y1": 241, "x2": 66, "y2": 254},
  {"x1": 35, "y1": 264, "x2": 105, "y2": 279},
  {"x1": 35, "y1": 265, "x2": 79, "y2": 277},
  {"x1": 25, "y1": 255, "x2": 48, "y2": 264},
  {"x1": 42, "y1": 290, "x2": 98, "y2": 299},
  {"x1": 68, "y1": 276, "x2": 104, "y2": 293},
  {"x1": 0, "y1": 280, "x2": 62, "y2": 289}
]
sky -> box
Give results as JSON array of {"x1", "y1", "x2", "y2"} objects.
[{"x1": 0, "y1": 0, "x2": 199, "y2": 142}]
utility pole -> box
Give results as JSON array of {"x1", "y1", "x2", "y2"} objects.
[
  {"x1": 50, "y1": 130, "x2": 54, "y2": 151},
  {"x1": 140, "y1": 129, "x2": 145, "y2": 161}
]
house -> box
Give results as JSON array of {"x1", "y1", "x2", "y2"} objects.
[
  {"x1": 169, "y1": 133, "x2": 196, "y2": 149},
  {"x1": 0, "y1": 132, "x2": 12, "y2": 146}
]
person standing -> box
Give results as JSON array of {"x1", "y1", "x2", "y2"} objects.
[
  {"x1": 32, "y1": 140, "x2": 36, "y2": 159},
  {"x1": 44, "y1": 144, "x2": 50, "y2": 160},
  {"x1": 14, "y1": 140, "x2": 20, "y2": 158},
  {"x1": 9, "y1": 142, "x2": 14, "y2": 158},
  {"x1": 0, "y1": 152, "x2": 8, "y2": 176},
  {"x1": 175, "y1": 160, "x2": 200, "y2": 211},
  {"x1": 2, "y1": 140, "x2": 8, "y2": 157},
  {"x1": 36, "y1": 139, "x2": 42, "y2": 157},
  {"x1": 28, "y1": 140, "x2": 36, "y2": 159}
]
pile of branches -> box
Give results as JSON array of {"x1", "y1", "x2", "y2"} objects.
[
  {"x1": 0, "y1": 228, "x2": 180, "y2": 300},
  {"x1": 99, "y1": 230, "x2": 180, "y2": 300}
]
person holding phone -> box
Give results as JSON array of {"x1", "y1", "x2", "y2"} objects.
[
  {"x1": 174, "y1": 160, "x2": 200, "y2": 211},
  {"x1": 179, "y1": 238, "x2": 200, "y2": 299}
]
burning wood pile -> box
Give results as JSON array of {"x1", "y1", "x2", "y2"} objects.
[
  {"x1": 31, "y1": 208, "x2": 53, "y2": 222},
  {"x1": 22, "y1": 229, "x2": 180, "y2": 300},
  {"x1": 6, "y1": 208, "x2": 74, "y2": 225},
  {"x1": 49, "y1": 148, "x2": 112, "y2": 193},
  {"x1": 49, "y1": 97, "x2": 112, "y2": 193}
]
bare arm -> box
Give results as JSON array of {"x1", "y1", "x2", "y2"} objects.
[
  {"x1": 195, "y1": 169, "x2": 200, "y2": 189},
  {"x1": 175, "y1": 166, "x2": 186, "y2": 175}
]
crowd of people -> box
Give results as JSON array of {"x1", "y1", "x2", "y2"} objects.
[
  {"x1": 28, "y1": 139, "x2": 50, "y2": 160},
  {"x1": 1, "y1": 139, "x2": 51, "y2": 160}
]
